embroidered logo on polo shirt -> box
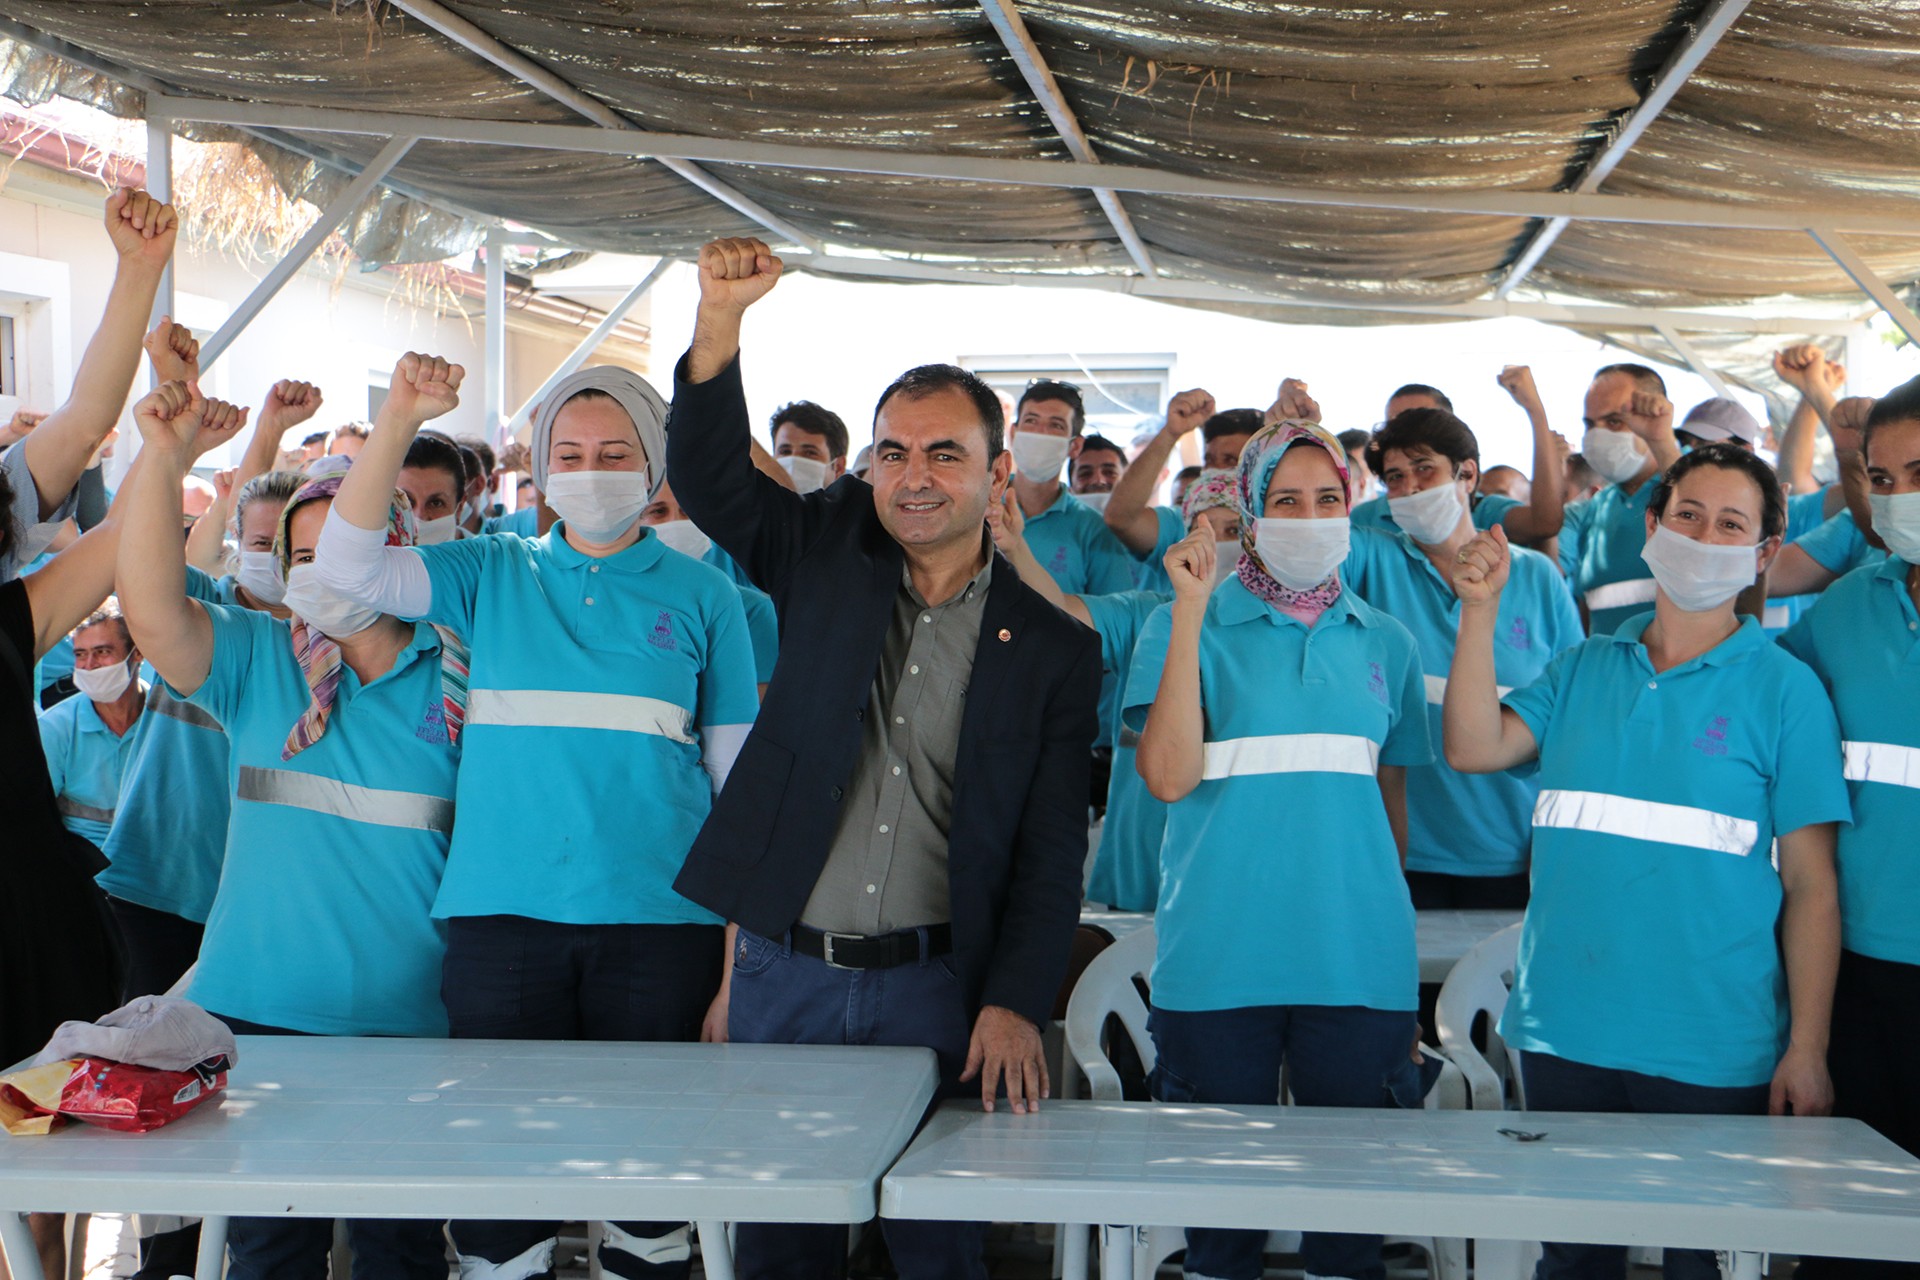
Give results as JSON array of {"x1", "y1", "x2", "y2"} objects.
[
  {"x1": 1505, "y1": 618, "x2": 1532, "y2": 649},
  {"x1": 1367, "y1": 661, "x2": 1388, "y2": 704},
  {"x1": 417, "y1": 701, "x2": 450, "y2": 745},
  {"x1": 1048, "y1": 545, "x2": 1070, "y2": 574},
  {"x1": 1692, "y1": 714, "x2": 1731, "y2": 757},
  {"x1": 647, "y1": 610, "x2": 678, "y2": 650}
]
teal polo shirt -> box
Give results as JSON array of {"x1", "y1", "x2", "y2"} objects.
[
  {"x1": 1560, "y1": 482, "x2": 1658, "y2": 636},
  {"x1": 416, "y1": 524, "x2": 759, "y2": 926},
  {"x1": 481, "y1": 506, "x2": 537, "y2": 538},
  {"x1": 185, "y1": 605, "x2": 458, "y2": 1036},
  {"x1": 1124, "y1": 578, "x2": 1431, "y2": 1013},
  {"x1": 1781, "y1": 557, "x2": 1920, "y2": 966},
  {"x1": 38, "y1": 687, "x2": 143, "y2": 847},
  {"x1": 1346, "y1": 531, "x2": 1583, "y2": 877},
  {"x1": 1081, "y1": 589, "x2": 1172, "y2": 911},
  {"x1": 1794, "y1": 508, "x2": 1887, "y2": 578},
  {"x1": 1128, "y1": 505, "x2": 1186, "y2": 597},
  {"x1": 1764, "y1": 489, "x2": 1834, "y2": 634},
  {"x1": 1500, "y1": 614, "x2": 1851, "y2": 1088},
  {"x1": 738, "y1": 583, "x2": 779, "y2": 684},
  {"x1": 98, "y1": 568, "x2": 241, "y2": 922},
  {"x1": 1352, "y1": 492, "x2": 1520, "y2": 537},
  {"x1": 1024, "y1": 486, "x2": 1137, "y2": 597}
]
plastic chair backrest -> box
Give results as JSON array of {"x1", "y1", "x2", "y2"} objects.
[
  {"x1": 1063, "y1": 924, "x2": 1157, "y2": 1101},
  {"x1": 1433, "y1": 922, "x2": 1523, "y2": 1110}
]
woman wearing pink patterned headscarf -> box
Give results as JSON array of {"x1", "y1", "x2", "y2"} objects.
[
  {"x1": 1122, "y1": 417, "x2": 1438, "y2": 1280},
  {"x1": 115, "y1": 383, "x2": 463, "y2": 1280}
]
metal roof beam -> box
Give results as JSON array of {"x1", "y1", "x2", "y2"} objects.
[
  {"x1": 384, "y1": 0, "x2": 823, "y2": 255},
  {"x1": 147, "y1": 93, "x2": 1920, "y2": 239},
  {"x1": 1809, "y1": 226, "x2": 1920, "y2": 347},
  {"x1": 505, "y1": 257, "x2": 673, "y2": 435},
  {"x1": 1654, "y1": 324, "x2": 1734, "y2": 398},
  {"x1": 977, "y1": 0, "x2": 1157, "y2": 278},
  {"x1": 1495, "y1": 0, "x2": 1756, "y2": 298}
]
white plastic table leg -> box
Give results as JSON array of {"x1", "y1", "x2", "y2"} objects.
[
  {"x1": 1060, "y1": 1222, "x2": 1089, "y2": 1280},
  {"x1": 192, "y1": 1214, "x2": 228, "y2": 1280},
  {"x1": 696, "y1": 1221, "x2": 734, "y2": 1280},
  {"x1": 1098, "y1": 1224, "x2": 1133, "y2": 1280},
  {"x1": 0, "y1": 1211, "x2": 47, "y2": 1280},
  {"x1": 1721, "y1": 1250, "x2": 1764, "y2": 1280}
]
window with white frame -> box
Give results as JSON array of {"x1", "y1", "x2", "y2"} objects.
[{"x1": 963, "y1": 355, "x2": 1172, "y2": 448}]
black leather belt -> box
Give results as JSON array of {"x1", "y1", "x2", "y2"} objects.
[{"x1": 791, "y1": 923, "x2": 953, "y2": 970}]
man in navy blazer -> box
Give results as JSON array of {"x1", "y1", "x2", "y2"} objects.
[{"x1": 669, "y1": 238, "x2": 1100, "y2": 1280}]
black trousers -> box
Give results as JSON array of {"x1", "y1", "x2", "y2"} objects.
[
  {"x1": 107, "y1": 896, "x2": 204, "y2": 1002},
  {"x1": 440, "y1": 915, "x2": 725, "y2": 1280}
]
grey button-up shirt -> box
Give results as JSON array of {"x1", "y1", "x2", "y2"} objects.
[{"x1": 799, "y1": 552, "x2": 994, "y2": 935}]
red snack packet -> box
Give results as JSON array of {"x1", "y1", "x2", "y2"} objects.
[{"x1": 1, "y1": 1055, "x2": 228, "y2": 1135}]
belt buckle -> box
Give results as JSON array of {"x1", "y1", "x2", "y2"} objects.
[{"x1": 821, "y1": 931, "x2": 862, "y2": 970}]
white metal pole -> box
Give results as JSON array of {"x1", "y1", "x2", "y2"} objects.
[
  {"x1": 484, "y1": 226, "x2": 508, "y2": 442},
  {"x1": 1808, "y1": 226, "x2": 1920, "y2": 348},
  {"x1": 1654, "y1": 324, "x2": 1734, "y2": 399},
  {"x1": 144, "y1": 113, "x2": 174, "y2": 349},
  {"x1": 505, "y1": 258, "x2": 672, "y2": 435}
]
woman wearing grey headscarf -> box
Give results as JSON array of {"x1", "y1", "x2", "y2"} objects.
[{"x1": 314, "y1": 354, "x2": 760, "y2": 1280}]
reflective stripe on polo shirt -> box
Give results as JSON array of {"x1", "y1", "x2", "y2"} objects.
[
  {"x1": 464, "y1": 688, "x2": 694, "y2": 743},
  {"x1": 146, "y1": 680, "x2": 222, "y2": 731},
  {"x1": 57, "y1": 796, "x2": 115, "y2": 826},
  {"x1": 1201, "y1": 732, "x2": 1380, "y2": 781},
  {"x1": 237, "y1": 765, "x2": 455, "y2": 835},
  {"x1": 1422, "y1": 673, "x2": 1511, "y2": 704},
  {"x1": 1762, "y1": 603, "x2": 1793, "y2": 631},
  {"x1": 1844, "y1": 741, "x2": 1920, "y2": 791},
  {"x1": 1533, "y1": 787, "x2": 1758, "y2": 857},
  {"x1": 1584, "y1": 578, "x2": 1657, "y2": 612}
]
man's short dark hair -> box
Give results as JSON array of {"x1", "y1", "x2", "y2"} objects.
[
  {"x1": 405, "y1": 431, "x2": 468, "y2": 492},
  {"x1": 1865, "y1": 373, "x2": 1920, "y2": 458},
  {"x1": 1079, "y1": 433, "x2": 1126, "y2": 462},
  {"x1": 300, "y1": 431, "x2": 329, "y2": 449},
  {"x1": 1366, "y1": 407, "x2": 1481, "y2": 476},
  {"x1": 1174, "y1": 464, "x2": 1204, "y2": 485},
  {"x1": 456, "y1": 436, "x2": 496, "y2": 478},
  {"x1": 1565, "y1": 453, "x2": 1599, "y2": 489},
  {"x1": 1594, "y1": 363, "x2": 1668, "y2": 397},
  {"x1": 771, "y1": 400, "x2": 850, "y2": 461},
  {"x1": 1016, "y1": 380, "x2": 1086, "y2": 436},
  {"x1": 1648, "y1": 442, "x2": 1785, "y2": 542},
  {"x1": 1387, "y1": 383, "x2": 1454, "y2": 412},
  {"x1": 1336, "y1": 428, "x2": 1372, "y2": 455},
  {"x1": 1201, "y1": 408, "x2": 1262, "y2": 443},
  {"x1": 874, "y1": 364, "x2": 1006, "y2": 460}
]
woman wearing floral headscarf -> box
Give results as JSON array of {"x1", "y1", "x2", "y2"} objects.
[
  {"x1": 116, "y1": 381, "x2": 462, "y2": 1280},
  {"x1": 1124, "y1": 420, "x2": 1434, "y2": 1280}
]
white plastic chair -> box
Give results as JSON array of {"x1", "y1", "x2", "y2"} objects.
[
  {"x1": 1433, "y1": 923, "x2": 1524, "y2": 1113},
  {"x1": 1057, "y1": 925, "x2": 1467, "y2": 1280}
]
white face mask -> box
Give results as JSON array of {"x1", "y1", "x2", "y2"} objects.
[
  {"x1": 235, "y1": 551, "x2": 287, "y2": 608},
  {"x1": 1387, "y1": 478, "x2": 1467, "y2": 545},
  {"x1": 1869, "y1": 492, "x2": 1920, "y2": 566},
  {"x1": 1212, "y1": 540, "x2": 1242, "y2": 587},
  {"x1": 777, "y1": 455, "x2": 831, "y2": 495},
  {"x1": 543, "y1": 470, "x2": 649, "y2": 544},
  {"x1": 283, "y1": 563, "x2": 381, "y2": 639},
  {"x1": 1253, "y1": 516, "x2": 1351, "y2": 591},
  {"x1": 1582, "y1": 427, "x2": 1650, "y2": 485},
  {"x1": 1011, "y1": 430, "x2": 1073, "y2": 480},
  {"x1": 651, "y1": 519, "x2": 713, "y2": 561},
  {"x1": 414, "y1": 514, "x2": 459, "y2": 546},
  {"x1": 1640, "y1": 523, "x2": 1758, "y2": 613},
  {"x1": 1075, "y1": 491, "x2": 1113, "y2": 514},
  {"x1": 74, "y1": 656, "x2": 135, "y2": 702}
]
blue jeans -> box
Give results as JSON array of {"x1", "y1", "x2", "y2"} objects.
[
  {"x1": 727, "y1": 929, "x2": 984, "y2": 1280},
  {"x1": 1520, "y1": 1052, "x2": 1770, "y2": 1280},
  {"x1": 440, "y1": 915, "x2": 724, "y2": 1280},
  {"x1": 1148, "y1": 1003, "x2": 1429, "y2": 1280},
  {"x1": 212, "y1": 1016, "x2": 447, "y2": 1280}
]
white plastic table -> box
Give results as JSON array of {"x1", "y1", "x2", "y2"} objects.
[
  {"x1": 0, "y1": 1037, "x2": 939, "y2": 1280},
  {"x1": 1078, "y1": 909, "x2": 1521, "y2": 983},
  {"x1": 882, "y1": 1100, "x2": 1920, "y2": 1280}
]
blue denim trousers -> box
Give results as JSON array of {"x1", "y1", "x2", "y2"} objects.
[
  {"x1": 727, "y1": 928, "x2": 985, "y2": 1280},
  {"x1": 1148, "y1": 1003, "x2": 1429, "y2": 1280},
  {"x1": 1520, "y1": 1051, "x2": 1770, "y2": 1280}
]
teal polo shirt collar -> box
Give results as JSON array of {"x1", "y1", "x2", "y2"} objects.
[
  {"x1": 541, "y1": 522, "x2": 667, "y2": 575},
  {"x1": 337, "y1": 621, "x2": 444, "y2": 700},
  {"x1": 1213, "y1": 574, "x2": 1377, "y2": 631},
  {"x1": 1608, "y1": 611, "x2": 1768, "y2": 672}
]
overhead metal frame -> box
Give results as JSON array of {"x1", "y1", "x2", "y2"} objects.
[
  {"x1": 1494, "y1": 0, "x2": 1757, "y2": 299},
  {"x1": 192, "y1": 134, "x2": 418, "y2": 370},
  {"x1": 1809, "y1": 226, "x2": 1920, "y2": 347},
  {"x1": 1654, "y1": 323, "x2": 1734, "y2": 399},
  {"x1": 385, "y1": 0, "x2": 824, "y2": 253},
  {"x1": 977, "y1": 0, "x2": 1158, "y2": 278},
  {"x1": 484, "y1": 226, "x2": 508, "y2": 441},
  {"x1": 504, "y1": 256, "x2": 674, "y2": 435}
]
